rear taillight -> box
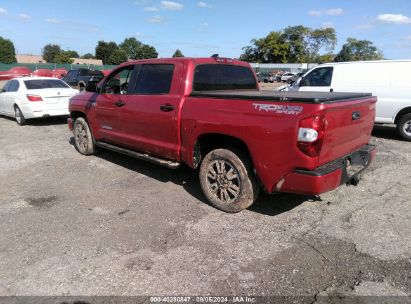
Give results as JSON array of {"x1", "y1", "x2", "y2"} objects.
[
  {"x1": 297, "y1": 115, "x2": 325, "y2": 157},
  {"x1": 26, "y1": 94, "x2": 43, "y2": 102}
]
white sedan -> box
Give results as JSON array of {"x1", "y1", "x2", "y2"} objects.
[
  {"x1": 280, "y1": 72, "x2": 297, "y2": 82},
  {"x1": 0, "y1": 77, "x2": 78, "y2": 125}
]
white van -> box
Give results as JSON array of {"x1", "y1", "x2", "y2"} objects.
[{"x1": 292, "y1": 60, "x2": 411, "y2": 141}]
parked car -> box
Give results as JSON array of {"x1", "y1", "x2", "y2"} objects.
[
  {"x1": 52, "y1": 68, "x2": 68, "y2": 79},
  {"x1": 0, "y1": 77, "x2": 78, "y2": 125},
  {"x1": 256, "y1": 72, "x2": 275, "y2": 83},
  {"x1": 68, "y1": 56, "x2": 376, "y2": 213},
  {"x1": 102, "y1": 69, "x2": 113, "y2": 77},
  {"x1": 31, "y1": 69, "x2": 53, "y2": 78},
  {"x1": 291, "y1": 60, "x2": 411, "y2": 141},
  {"x1": 61, "y1": 68, "x2": 104, "y2": 91},
  {"x1": 287, "y1": 72, "x2": 305, "y2": 84},
  {"x1": 280, "y1": 72, "x2": 297, "y2": 82},
  {"x1": 0, "y1": 67, "x2": 31, "y2": 81},
  {"x1": 31, "y1": 68, "x2": 68, "y2": 79}
]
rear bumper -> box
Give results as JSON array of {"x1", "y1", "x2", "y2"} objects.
[
  {"x1": 20, "y1": 103, "x2": 69, "y2": 119},
  {"x1": 277, "y1": 144, "x2": 376, "y2": 195},
  {"x1": 24, "y1": 109, "x2": 70, "y2": 119}
]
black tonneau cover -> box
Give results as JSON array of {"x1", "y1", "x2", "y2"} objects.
[{"x1": 190, "y1": 90, "x2": 373, "y2": 103}]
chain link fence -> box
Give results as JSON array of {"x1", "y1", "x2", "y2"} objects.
[{"x1": 0, "y1": 63, "x2": 117, "y2": 72}]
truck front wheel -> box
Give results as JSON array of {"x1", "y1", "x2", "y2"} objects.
[
  {"x1": 199, "y1": 148, "x2": 260, "y2": 213},
  {"x1": 73, "y1": 117, "x2": 96, "y2": 155},
  {"x1": 397, "y1": 113, "x2": 411, "y2": 141}
]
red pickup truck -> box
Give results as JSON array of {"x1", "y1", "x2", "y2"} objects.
[{"x1": 68, "y1": 56, "x2": 376, "y2": 212}]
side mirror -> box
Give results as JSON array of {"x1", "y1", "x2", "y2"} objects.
[
  {"x1": 1, "y1": 88, "x2": 6, "y2": 93},
  {"x1": 86, "y1": 81, "x2": 99, "y2": 93}
]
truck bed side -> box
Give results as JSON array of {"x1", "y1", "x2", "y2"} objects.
[{"x1": 180, "y1": 92, "x2": 376, "y2": 193}]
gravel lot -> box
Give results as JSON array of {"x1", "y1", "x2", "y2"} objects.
[{"x1": 0, "y1": 95, "x2": 410, "y2": 303}]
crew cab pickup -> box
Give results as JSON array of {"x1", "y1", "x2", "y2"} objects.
[
  {"x1": 62, "y1": 68, "x2": 104, "y2": 91},
  {"x1": 68, "y1": 57, "x2": 376, "y2": 212}
]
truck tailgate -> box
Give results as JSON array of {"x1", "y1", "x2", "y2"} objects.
[{"x1": 319, "y1": 97, "x2": 376, "y2": 166}]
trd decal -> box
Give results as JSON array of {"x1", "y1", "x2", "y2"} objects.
[{"x1": 253, "y1": 103, "x2": 303, "y2": 115}]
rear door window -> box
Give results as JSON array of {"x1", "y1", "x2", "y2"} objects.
[
  {"x1": 8, "y1": 80, "x2": 20, "y2": 92},
  {"x1": 2, "y1": 81, "x2": 11, "y2": 92},
  {"x1": 90, "y1": 70, "x2": 104, "y2": 77},
  {"x1": 301, "y1": 67, "x2": 333, "y2": 87},
  {"x1": 79, "y1": 69, "x2": 89, "y2": 76},
  {"x1": 134, "y1": 64, "x2": 174, "y2": 95}
]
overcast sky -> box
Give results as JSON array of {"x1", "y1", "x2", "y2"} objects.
[{"x1": 0, "y1": 0, "x2": 410, "y2": 59}]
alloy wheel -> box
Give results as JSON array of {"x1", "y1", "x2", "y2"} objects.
[{"x1": 206, "y1": 160, "x2": 241, "y2": 203}]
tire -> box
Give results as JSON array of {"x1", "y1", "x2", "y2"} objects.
[
  {"x1": 397, "y1": 113, "x2": 411, "y2": 141},
  {"x1": 79, "y1": 84, "x2": 85, "y2": 92},
  {"x1": 199, "y1": 148, "x2": 260, "y2": 213},
  {"x1": 73, "y1": 117, "x2": 96, "y2": 155},
  {"x1": 14, "y1": 106, "x2": 26, "y2": 126},
  {"x1": 264, "y1": 79, "x2": 268, "y2": 83}
]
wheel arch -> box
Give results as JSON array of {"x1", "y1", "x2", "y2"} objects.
[
  {"x1": 70, "y1": 110, "x2": 88, "y2": 121},
  {"x1": 78, "y1": 81, "x2": 87, "y2": 91},
  {"x1": 394, "y1": 106, "x2": 411, "y2": 124},
  {"x1": 192, "y1": 133, "x2": 252, "y2": 169}
]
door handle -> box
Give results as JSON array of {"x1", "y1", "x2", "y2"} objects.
[
  {"x1": 115, "y1": 100, "x2": 125, "y2": 107},
  {"x1": 160, "y1": 104, "x2": 175, "y2": 112},
  {"x1": 330, "y1": 88, "x2": 334, "y2": 92}
]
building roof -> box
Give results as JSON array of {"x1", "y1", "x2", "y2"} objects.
[
  {"x1": 15, "y1": 54, "x2": 103, "y2": 66},
  {"x1": 71, "y1": 58, "x2": 103, "y2": 65},
  {"x1": 16, "y1": 54, "x2": 45, "y2": 64}
]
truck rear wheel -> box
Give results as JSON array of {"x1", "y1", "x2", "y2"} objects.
[
  {"x1": 397, "y1": 113, "x2": 411, "y2": 141},
  {"x1": 73, "y1": 117, "x2": 96, "y2": 155},
  {"x1": 199, "y1": 148, "x2": 260, "y2": 213}
]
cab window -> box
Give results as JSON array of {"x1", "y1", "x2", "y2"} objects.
[
  {"x1": 301, "y1": 67, "x2": 333, "y2": 87},
  {"x1": 103, "y1": 65, "x2": 135, "y2": 95},
  {"x1": 134, "y1": 64, "x2": 174, "y2": 95},
  {"x1": 66, "y1": 70, "x2": 77, "y2": 82}
]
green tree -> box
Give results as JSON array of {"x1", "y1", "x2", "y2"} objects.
[
  {"x1": 260, "y1": 31, "x2": 289, "y2": 63},
  {"x1": 172, "y1": 49, "x2": 184, "y2": 57},
  {"x1": 82, "y1": 53, "x2": 95, "y2": 59},
  {"x1": 55, "y1": 51, "x2": 74, "y2": 64},
  {"x1": 108, "y1": 49, "x2": 128, "y2": 65},
  {"x1": 318, "y1": 54, "x2": 335, "y2": 63},
  {"x1": 334, "y1": 38, "x2": 383, "y2": 62},
  {"x1": 65, "y1": 50, "x2": 79, "y2": 58},
  {"x1": 0, "y1": 36, "x2": 17, "y2": 63},
  {"x1": 240, "y1": 31, "x2": 288, "y2": 63},
  {"x1": 281, "y1": 25, "x2": 310, "y2": 62},
  {"x1": 306, "y1": 28, "x2": 336, "y2": 63},
  {"x1": 136, "y1": 44, "x2": 158, "y2": 59},
  {"x1": 240, "y1": 25, "x2": 337, "y2": 63},
  {"x1": 42, "y1": 44, "x2": 62, "y2": 63},
  {"x1": 119, "y1": 37, "x2": 142, "y2": 60},
  {"x1": 95, "y1": 41, "x2": 118, "y2": 64}
]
